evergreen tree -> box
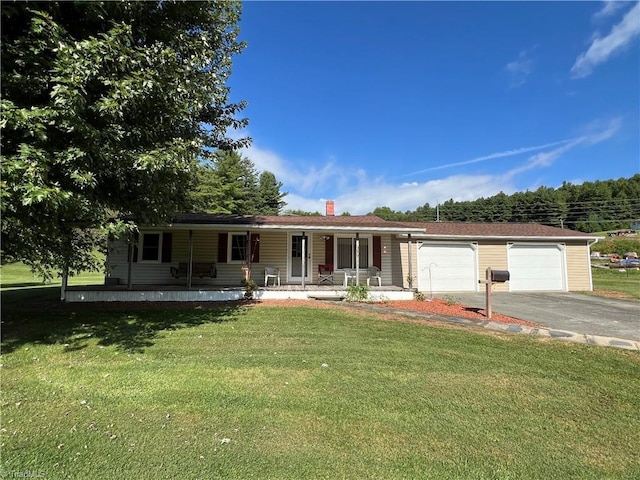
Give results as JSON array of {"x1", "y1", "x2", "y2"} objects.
[{"x1": 256, "y1": 171, "x2": 287, "y2": 215}]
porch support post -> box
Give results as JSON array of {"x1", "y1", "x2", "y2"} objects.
[
  {"x1": 301, "y1": 232, "x2": 306, "y2": 289},
  {"x1": 407, "y1": 233, "x2": 413, "y2": 289},
  {"x1": 127, "y1": 234, "x2": 133, "y2": 290},
  {"x1": 187, "y1": 229, "x2": 194, "y2": 290},
  {"x1": 247, "y1": 230, "x2": 251, "y2": 279},
  {"x1": 355, "y1": 233, "x2": 360, "y2": 285}
]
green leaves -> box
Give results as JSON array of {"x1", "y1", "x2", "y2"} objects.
[{"x1": 1, "y1": 1, "x2": 248, "y2": 276}]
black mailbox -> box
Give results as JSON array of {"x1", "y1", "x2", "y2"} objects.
[{"x1": 490, "y1": 270, "x2": 510, "y2": 283}]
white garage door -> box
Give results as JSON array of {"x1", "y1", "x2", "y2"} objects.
[
  {"x1": 508, "y1": 244, "x2": 566, "y2": 291},
  {"x1": 418, "y1": 243, "x2": 478, "y2": 292}
]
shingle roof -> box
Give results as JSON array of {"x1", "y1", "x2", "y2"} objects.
[
  {"x1": 162, "y1": 214, "x2": 599, "y2": 239},
  {"x1": 401, "y1": 221, "x2": 600, "y2": 239},
  {"x1": 169, "y1": 213, "x2": 423, "y2": 232}
]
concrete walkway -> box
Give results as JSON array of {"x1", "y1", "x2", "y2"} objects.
[{"x1": 346, "y1": 300, "x2": 640, "y2": 351}]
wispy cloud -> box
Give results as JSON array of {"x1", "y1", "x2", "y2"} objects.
[
  {"x1": 592, "y1": 0, "x2": 631, "y2": 21},
  {"x1": 235, "y1": 119, "x2": 621, "y2": 215},
  {"x1": 505, "y1": 49, "x2": 535, "y2": 87},
  {"x1": 504, "y1": 117, "x2": 622, "y2": 177},
  {"x1": 399, "y1": 138, "x2": 577, "y2": 178},
  {"x1": 571, "y1": 2, "x2": 640, "y2": 79}
]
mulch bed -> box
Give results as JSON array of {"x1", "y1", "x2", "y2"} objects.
[{"x1": 252, "y1": 298, "x2": 539, "y2": 327}]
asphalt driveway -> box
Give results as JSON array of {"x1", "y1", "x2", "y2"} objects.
[{"x1": 449, "y1": 292, "x2": 640, "y2": 342}]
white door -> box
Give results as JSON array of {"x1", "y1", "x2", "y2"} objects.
[
  {"x1": 418, "y1": 243, "x2": 478, "y2": 292},
  {"x1": 508, "y1": 244, "x2": 566, "y2": 291},
  {"x1": 288, "y1": 233, "x2": 312, "y2": 283}
]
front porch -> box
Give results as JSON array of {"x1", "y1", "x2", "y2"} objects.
[{"x1": 64, "y1": 284, "x2": 414, "y2": 303}]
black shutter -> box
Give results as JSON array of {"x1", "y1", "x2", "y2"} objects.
[
  {"x1": 373, "y1": 236, "x2": 381, "y2": 269},
  {"x1": 325, "y1": 235, "x2": 334, "y2": 265},
  {"x1": 162, "y1": 232, "x2": 172, "y2": 263},
  {"x1": 218, "y1": 232, "x2": 228, "y2": 263}
]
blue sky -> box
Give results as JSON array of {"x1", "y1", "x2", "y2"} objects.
[{"x1": 227, "y1": 1, "x2": 640, "y2": 215}]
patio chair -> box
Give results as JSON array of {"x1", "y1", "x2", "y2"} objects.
[
  {"x1": 367, "y1": 266, "x2": 382, "y2": 287},
  {"x1": 343, "y1": 268, "x2": 357, "y2": 287},
  {"x1": 264, "y1": 266, "x2": 280, "y2": 287},
  {"x1": 318, "y1": 264, "x2": 334, "y2": 285}
]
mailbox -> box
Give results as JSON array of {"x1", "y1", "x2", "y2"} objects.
[{"x1": 490, "y1": 270, "x2": 510, "y2": 283}]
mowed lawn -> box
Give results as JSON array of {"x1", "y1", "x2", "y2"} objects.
[
  {"x1": 591, "y1": 267, "x2": 640, "y2": 300},
  {"x1": 1, "y1": 286, "x2": 639, "y2": 479}
]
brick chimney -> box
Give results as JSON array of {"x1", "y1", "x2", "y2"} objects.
[{"x1": 326, "y1": 200, "x2": 335, "y2": 216}]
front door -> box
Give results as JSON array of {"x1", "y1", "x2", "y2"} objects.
[{"x1": 289, "y1": 233, "x2": 311, "y2": 283}]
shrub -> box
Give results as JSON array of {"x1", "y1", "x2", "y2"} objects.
[
  {"x1": 443, "y1": 295, "x2": 459, "y2": 306},
  {"x1": 345, "y1": 284, "x2": 370, "y2": 302},
  {"x1": 241, "y1": 279, "x2": 257, "y2": 299}
]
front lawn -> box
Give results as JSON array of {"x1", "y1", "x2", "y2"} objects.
[
  {"x1": 591, "y1": 267, "x2": 640, "y2": 300},
  {"x1": 2, "y1": 295, "x2": 639, "y2": 479}
]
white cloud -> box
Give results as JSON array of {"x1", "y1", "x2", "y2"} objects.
[
  {"x1": 571, "y1": 2, "x2": 640, "y2": 78},
  {"x1": 504, "y1": 117, "x2": 622, "y2": 177},
  {"x1": 399, "y1": 138, "x2": 577, "y2": 178},
  {"x1": 237, "y1": 119, "x2": 621, "y2": 215},
  {"x1": 325, "y1": 175, "x2": 512, "y2": 215},
  {"x1": 593, "y1": 0, "x2": 630, "y2": 21},
  {"x1": 505, "y1": 49, "x2": 535, "y2": 87}
]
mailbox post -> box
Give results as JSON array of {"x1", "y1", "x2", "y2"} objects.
[{"x1": 478, "y1": 267, "x2": 510, "y2": 319}]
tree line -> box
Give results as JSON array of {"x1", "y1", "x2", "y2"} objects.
[{"x1": 369, "y1": 175, "x2": 640, "y2": 233}]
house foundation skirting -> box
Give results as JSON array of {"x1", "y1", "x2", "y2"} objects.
[{"x1": 64, "y1": 287, "x2": 413, "y2": 303}]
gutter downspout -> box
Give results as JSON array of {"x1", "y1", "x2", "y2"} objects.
[
  {"x1": 301, "y1": 232, "x2": 306, "y2": 290},
  {"x1": 407, "y1": 233, "x2": 413, "y2": 289},
  {"x1": 587, "y1": 238, "x2": 600, "y2": 292},
  {"x1": 355, "y1": 233, "x2": 360, "y2": 285}
]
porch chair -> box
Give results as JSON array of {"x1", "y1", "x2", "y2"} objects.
[
  {"x1": 342, "y1": 268, "x2": 357, "y2": 287},
  {"x1": 367, "y1": 266, "x2": 382, "y2": 287},
  {"x1": 264, "y1": 266, "x2": 280, "y2": 287},
  {"x1": 318, "y1": 264, "x2": 334, "y2": 285}
]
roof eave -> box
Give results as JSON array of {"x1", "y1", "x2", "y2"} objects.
[
  {"x1": 400, "y1": 234, "x2": 603, "y2": 241},
  {"x1": 161, "y1": 223, "x2": 425, "y2": 234}
]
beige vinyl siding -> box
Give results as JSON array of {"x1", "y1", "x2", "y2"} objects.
[
  {"x1": 392, "y1": 237, "x2": 417, "y2": 288},
  {"x1": 105, "y1": 238, "x2": 129, "y2": 283},
  {"x1": 379, "y1": 234, "x2": 393, "y2": 286},
  {"x1": 477, "y1": 241, "x2": 509, "y2": 292},
  {"x1": 253, "y1": 231, "x2": 288, "y2": 285},
  {"x1": 566, "y1": 241, "x2": 593, "y2": 291}
]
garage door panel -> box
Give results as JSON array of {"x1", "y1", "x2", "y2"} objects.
[
  {"x1": 418, "y1": 243, "x2": 477, "y2": 292},
  {"x1": 509, "y1": 244, "x2": 565, "y2": 291}
]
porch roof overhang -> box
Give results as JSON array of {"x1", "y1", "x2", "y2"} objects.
[{"x1": 144, "y1": 213, "x2": 426, "y2": 235}]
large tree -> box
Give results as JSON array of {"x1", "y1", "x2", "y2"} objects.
[
  {"x1": 256, "y1": 171, "x2": 287, "y2": 215},
  {"x1": 191, "y1": 150, "x2": 287, "y2": 215},
  {"x1": 1, "y1": 1, "x2": 248, "y2": 278}
]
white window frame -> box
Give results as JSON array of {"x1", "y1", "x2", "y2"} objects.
[
  {"x1": 228, "y1": 232, "x2": 249, "y2": 264},
  {"x1": 335, "y1": 234, "x2": 373, "y2": 269},
  {"x1": 139, "y1": 232, "x2": 162, "y2": 263}
]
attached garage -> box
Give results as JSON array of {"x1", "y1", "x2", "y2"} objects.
[
  {"x1": 417, "y1": 242, "x2": 478, "y2": 292},
  {"x1": 508, "y1": 243, "x2": 567, "y2": 291}
]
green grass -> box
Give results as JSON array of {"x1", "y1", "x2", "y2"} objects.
[
  {"x1": 1, "y1": 260, "x2": 105, "y2": 289},
  {"x1": 2, "y1": 291, "x2": 639, "y2": 479},
  {"x1": 591, "y1": 267, "x2": 640, "y2": 300}
]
